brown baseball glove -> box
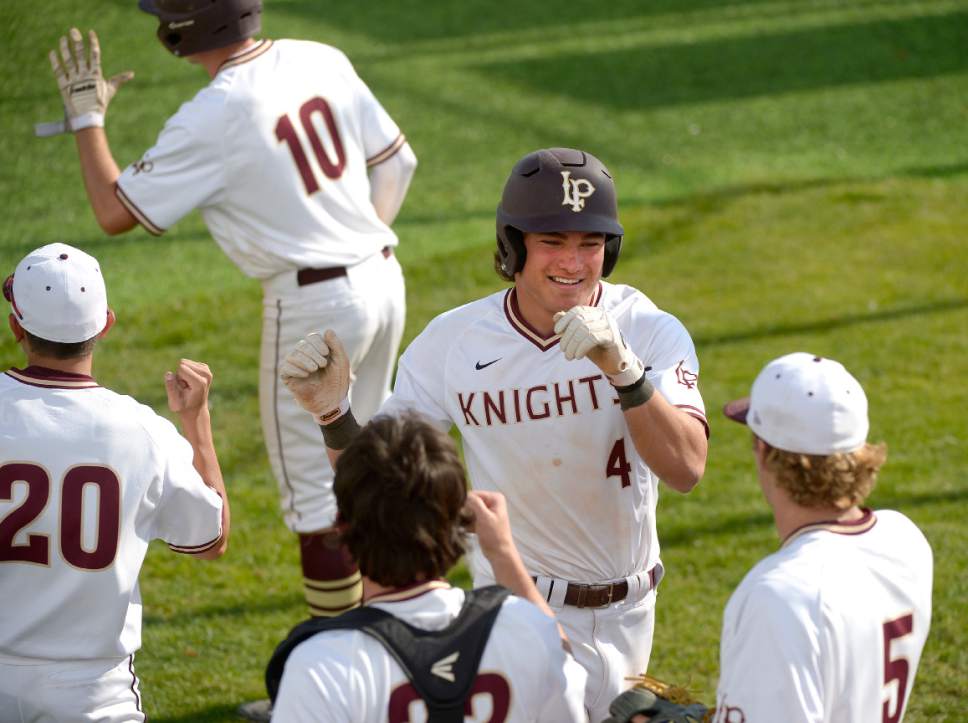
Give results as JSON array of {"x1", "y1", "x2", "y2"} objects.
[{"x1": 601, "y1": 675, "x2": 712, "y2": 723}]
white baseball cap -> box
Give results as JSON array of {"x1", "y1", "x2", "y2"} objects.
[
  {"x1": 5, "y1": 243, "x2": 109, "y2": 343},
  {"x1": 723, "y1": 352, "x2": 869, "y2": 455}
]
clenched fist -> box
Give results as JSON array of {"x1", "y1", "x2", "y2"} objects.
[
  {"x1": 554, "y1": 305, "x2": 644, "y2": 387},
  {"x1": 280, "y1": 330, "x2": 351, "y2": 423}
]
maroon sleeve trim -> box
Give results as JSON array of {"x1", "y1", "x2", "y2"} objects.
[
  {"x1": 115, "y1": 184, "x2": 165, "y2": 236},
  {"x1": 366, "y1": 133, "x2": 406, "y2": 167},
  {"x1": 168, "y1": 531, "x2": 222, "y2": 554},
  {"x1": 677, "y1": 404, "x2": 710, "y2": 439}
]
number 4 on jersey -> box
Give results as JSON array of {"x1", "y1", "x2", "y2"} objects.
[{"x1": 606, "y1": 439, "x2": 631, "y2": 488}]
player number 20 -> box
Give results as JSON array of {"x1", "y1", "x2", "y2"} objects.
[
  {"x1": 0, "y1": 463, "x2": 121, "y2": 570},
  {"x1": 275, "y1": 96, "x2": 347, "y2": 195}
]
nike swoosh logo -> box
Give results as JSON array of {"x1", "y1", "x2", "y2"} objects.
[{"x1": 475, "y1": 358, "x2": 501, "y2": 370}]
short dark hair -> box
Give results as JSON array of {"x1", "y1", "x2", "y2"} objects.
[
  {"x1": 23, "y1": 330, "x2": 98, "y2": 360},
  {"x1": 333, "y1": 413, "x2": 471, "y2": 587}
]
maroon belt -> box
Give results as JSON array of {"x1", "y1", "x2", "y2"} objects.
[
  {"x1": 296, "y1": 246, "x2": 392, "y2": 287},
  {"x1": 533, "y1": 567, "x2": 658, "y2": 609}
]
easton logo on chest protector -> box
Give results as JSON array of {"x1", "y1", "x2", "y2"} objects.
[{"x1": 560, "y1": 171, "x2": 596, "y2": 212}]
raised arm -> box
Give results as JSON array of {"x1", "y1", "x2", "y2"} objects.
[
  {"x1": 465, "y1": 490, "x2": 571, "y2": 647},
  {"x1": 279, "y1": 330, "x2": 358, "y2": 466},
  {"x1": 48, "y1": 27, "x2": 136, "y2": 234},
  {"x1": 622, "y1": 394, "x2": 707, "y2": 492},
  {"x1": 165, "y1": 359, "x2": 230, "y2": 559},
  {"x1": 554, "y1": 306, "x2": 707, "y2": 492}
]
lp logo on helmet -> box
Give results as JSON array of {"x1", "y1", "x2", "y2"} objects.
[{"x1": 560, "y1": 171, "x2": 596, "y2": 212}]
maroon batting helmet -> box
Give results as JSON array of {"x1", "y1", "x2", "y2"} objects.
[
  {"x1": 496, "y1": 148, "x2": 624, "y2": 277},
  {"x1": 139, "y1": 0, "x2": 262, "y2": 57}
]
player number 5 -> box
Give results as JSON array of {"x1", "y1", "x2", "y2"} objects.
[
  {"x1": 275, "y1": 96, "x2": 347, "y2": 195},
  {"x1": 882, "y1": 613, "x2": 914, "y2": 723}
]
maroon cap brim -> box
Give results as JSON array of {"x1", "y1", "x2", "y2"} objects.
[{"x1": 722, "y1": 396, "x2": 751, "y2": 424}]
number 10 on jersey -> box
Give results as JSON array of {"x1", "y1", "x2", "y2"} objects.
[{"x1": 276, "y1": 96, "x2": 346, "y2": 194}]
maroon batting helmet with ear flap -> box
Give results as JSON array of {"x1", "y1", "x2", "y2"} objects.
[
  {"x1": 496, "y1": 148, "x2": 624, "y2": 277},
  {"x1": 139, "y1": 0, "x2": 262, "y2": 57}
]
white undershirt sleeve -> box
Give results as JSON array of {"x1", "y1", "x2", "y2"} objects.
[{"x1": 368, "y1": 141, "x2": 417, "y2": 226}]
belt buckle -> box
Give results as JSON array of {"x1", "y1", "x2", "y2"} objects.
[{"x1": 605, "y1": 584, "x2": 614, "y2": 606}]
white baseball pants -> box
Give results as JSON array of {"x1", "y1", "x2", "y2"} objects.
[
  {"x1": 0, "y1": 654, "x2": 145, "y2": 723},
  {"x1": 260, "y1": 249, "x2": 406, "y2": 533}
]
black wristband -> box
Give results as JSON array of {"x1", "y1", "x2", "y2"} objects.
[
  {"x1": 616, "y1": 371, "x2": 655, "y2": 411},
  {"x1": 319, "y1": 409, "x2": 362, "y2": 450}
]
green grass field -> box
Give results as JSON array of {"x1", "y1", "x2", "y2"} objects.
[{"x1": 2, "y1": 0, "x2": 966, "y2": 720}]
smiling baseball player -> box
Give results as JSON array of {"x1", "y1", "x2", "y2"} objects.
[
  {"x1": 281, "y1": 148, "x2": 709, "y2": 722},
  {"x1": 0, "y1": 243, "x2": 228, "y2": 722},
  {"x1": 46, "y1": 0, "x2": 417, "y2": 633}
]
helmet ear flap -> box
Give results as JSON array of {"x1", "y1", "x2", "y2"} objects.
[
  {"x1": 602, "y1": 235, "x2": 623, "y2": 278},
  {"x1": 496, "y1": 225, "x2": 526, "y2": 278}
]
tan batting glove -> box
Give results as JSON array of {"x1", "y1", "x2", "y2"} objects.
[
  {"x1": 49, "y1": 28, "x2": 134, "y2": 131},
  {"x1": 280, "y1": 330, "x2": 351, "y2": 424},
  {"x1": 554, "y1": 305, "x2": 644, "y2": 387}
]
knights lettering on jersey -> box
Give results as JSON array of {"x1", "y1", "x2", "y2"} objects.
[{"x1": 457, "y1": 374, "x2": 620, "y2": 427}]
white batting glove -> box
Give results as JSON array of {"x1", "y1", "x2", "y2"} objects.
[
  {"x1": 280, "y1": 330, "x2": 351, "y2": 424},
  {"x1": 48, "y1": 28, "x2": 134, "y2": 131},
  {"x1": 553, "y1": 306, "x2": 645, "y2": 387}
]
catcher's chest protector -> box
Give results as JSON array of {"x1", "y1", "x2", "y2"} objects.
[{"x1": 266, "y1": 585, "x2": 511, "y2": 723}]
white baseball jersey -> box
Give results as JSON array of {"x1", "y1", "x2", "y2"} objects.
[
  {"x1": 116, "y1": 37, "x2": 410, "y2": 536},
  {"x1": 715, "y1": 509, "x2": 933, "y2": 723},
  {"x1": 380, "y1": 282, "x2": 707, "y2": 584},
  {"x1": 271, "y1": 581, "x2": 588, "y2": 722},
  {"x1": 116, "y1": 38, "x2": 404, "y2": 277},
  {"x1": 0, "y1": 366, "x2": 223, "y2": 661}
]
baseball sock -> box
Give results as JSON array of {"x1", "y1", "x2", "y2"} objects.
[{"x1": 298, "y1": 530, "x2": 362, "y2": 617}]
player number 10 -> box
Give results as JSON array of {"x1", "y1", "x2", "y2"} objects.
[{"x1": 275, "y1": 96, "x2": 347, "y2": 195}]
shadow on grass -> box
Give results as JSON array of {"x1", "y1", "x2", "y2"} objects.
[
  {"x1": 695, "y1": 298, "x2": 968, "y2": 348},
  {"x1": 479, "y1": 11, "x2": 968, "y2": 111},
  {"x1": 3, "y1": 155, "x2": 961, "y2": 260},
  {"x1": 273, "y1": 0, "x2": 778, "y2": 43},
  {"x1": 150, "y1": 703, "x2": 242, "y2": 723},
  {"x1": 662, "y1": 487, "x2": 968, "y2": 549}
]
